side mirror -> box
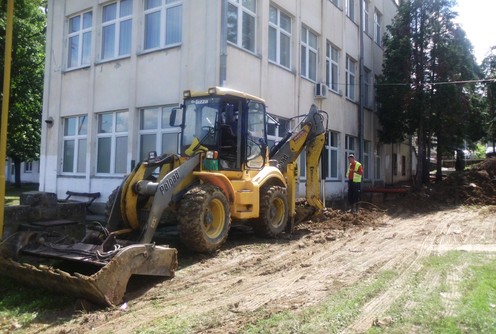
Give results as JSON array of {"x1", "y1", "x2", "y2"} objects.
[{"x1": 170, "y1": 107, "x2": 183, "y2": 127}]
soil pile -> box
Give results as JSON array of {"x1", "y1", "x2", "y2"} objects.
[
  {"x1": 434, "y1": 158, "x2": 496, "y2": 205},
  {"x1": 294, "y1": 205, "x2": 386, "y2": 243}
]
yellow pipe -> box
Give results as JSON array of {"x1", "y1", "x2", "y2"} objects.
[{"x1": 0, "y1": 0, "x2": 15, "y2": 239}]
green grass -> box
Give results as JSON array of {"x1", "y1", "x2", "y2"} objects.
[
  {"x1": 241, "y1": 270, "x2": 398, "y2": 334},
  {"x1": 4, "y1": 182, "x2": 38, "y2": 205},
  {"x1": 0, "y1": 276, "x2": 73, "y2": 333},
  {"x1": 366, "y1": 251, "x2": 496, "y2": 334},
  {"x1": 232, "y1": 252, "x2": 495, "y2": 334}
]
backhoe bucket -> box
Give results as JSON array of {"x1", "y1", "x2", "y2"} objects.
[{"x1": 0, "y1": 231, "x2": 178, "y2": 306}]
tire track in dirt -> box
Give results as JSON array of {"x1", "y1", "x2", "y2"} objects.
[
  {"x1": 343, "y1": 210, "x2": 452, "y2": 333},
  {"x1": 43, "y1": 206, "x2": 496, "y2": 334},
  {"x1": 344, "y1": 207, "x2": 496, "y2": 333}
]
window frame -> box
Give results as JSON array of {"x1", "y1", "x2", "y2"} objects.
[
  {"x1": 345, "y1": 55, "x2": 357, "y2": 101},
  {"x1": 326, "y1": 42, "x2": 339, "y2": 93},
  {"x1": 345, "y1": 135, "x2": 358, "y2": 173},
  {"x1": 363, "y1": 140, "x2": 370, "y2": 180},
  {"x1": 62, "y1": 115, "x2": 88, "y2": 175},
  {"x1": 374, "y1": 8, "x2": 382, "y2": 45},
  {"x1": 363, "y1": 67, "x2": 371, "y2": 108},
  {"x1": 266, "y1": 115, "x2": 289, "y2": 151},
  {"x1": 67, "y1": 11, "x2": 93, "y2": 69},
  {"x1": 143, "y1": 0, "x2": 183, "y2": 51},
  {"x1": 346, "y1": 0, "x2": 355, "y2": 21},
  {"x1": 374, "y1": 143, "x2": 382, "y2": 180},
  {"x1": 139, "y1": 105, "x2": 181, "y2": 161},
  {"x1": 325, "y1": 131, "x2": 340, "y2": 180},
  {"x1": 300, "y1": 26, "x2": 318, "y2": 82},
  {"x1": 227, "y1": 0, "x2": 257, "y2": 53},
  {"x1": 101, "y1": 0, "x2": 133, "y2": 61},
  {"x1": 96, "y1": 110, "x2": 129, "y2": 175},
  {"x1": 268, "y1": 5, "x2": 292, "y2": 70},
  {"x1": 362, "y1": 0, "x2": 369, "y2": 34},
  {"x1": 24, "y1": 162, "x2": 33, "y2": 173}
]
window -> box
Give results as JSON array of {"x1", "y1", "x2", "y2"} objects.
[
  {"x1": 227, "y1": 0, "x2": 256, "y2": 52},
  {"x1": 374, "y1": 9, "x2": 382, "y2": 45},
  {"x1": 144, "y1": 0, "x2": 182, "y2": 50},
  {"x1": 364, "y1": 68, "x2": 371, "y2": 108},
  {"x1": 363, "y1": 140, "x2": 370, "y2": 179},
  {"x1": 375, "y1": 143, "x2": 381, "y2": 180},
  {"x1": 326, "y1": 131, "x2": 340, "y2": 180},
  {"x1": 267, "y1": 115, "x2": 289, "y2": 149},
  {"x1": 101, "y1": 0, "x2": 133, "y2": 60},
  {"x1": 97, "y1": 111, "x2": 128, "y2": 174},
  {"x1": 401, "y1": 155, "x2": 406, "y2": 176},
  {"x1": 362, "y1": 0, "x2": 369, "y2": 34},
  {"x1": 345, "y1": 55, "x2": 356, "y2": 101},
  {"x1": 392, "y1": 153, "x2": 398, "y2": 176},
  {"x1": 63, "y1": 115, "x2": 88, "y2": 173},
  {"x1": 346, "y1": 0, "x2": 355, "y2": 21},
  {"x1": 300, "y1": 27, "x2": 317, "y2": 81},
  {"x1": 268, "y1": 5, "x2": 291, "y2": 69},
  {"x1": 345, "y1": 135, "x2": 357, "y2": 172},
  {"x1": 139, "y1": 106, "x2": 180, "y2": 160},
  {"x1": 246, "y1": 101, "x2": 266, "y2": 168},
  {"x1": 326, "y1": 43, "x2": 339, "y2": 92},
  {"x1": 67, "y1": 11, "x2": 93, "y2": 68},
  {"x1": 24, "y1": 162, "x2": 33, "y2": 173}
]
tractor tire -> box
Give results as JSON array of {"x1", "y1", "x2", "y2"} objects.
[
  {"x1": 105, "y1": 186, "x2": 125, "y2": 232},
  {"x1": 178, "y1": 184, "x2": 231, "y2": 253},
  {"x1": 253, "y1": 185, "x2": 289, "y2": 237},
  {"x1": 104, "y1": 187, "x2": 119, "y2": 218}
]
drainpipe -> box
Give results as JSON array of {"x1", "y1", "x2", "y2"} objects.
[
  {"x1": 219, "y1": 0, "x2": 228, "y2": 87},
  {"x1": 358, "y1": 0, "x2": 365, "y2": 163}
]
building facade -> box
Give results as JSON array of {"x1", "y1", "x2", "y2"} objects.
[{"x1": 40, "y1": 0, "x2": 410, "y2": 203}]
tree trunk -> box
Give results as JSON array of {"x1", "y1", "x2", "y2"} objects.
[
  {"x1": 13, "y1": 157, "x2": 22, "y2": 188},
  {"x1": 435, "y1": 138, "x2": 443, "y2": 183},
  {"x1": 415, "y1": 126, "x2": 425, "y2": 189}
]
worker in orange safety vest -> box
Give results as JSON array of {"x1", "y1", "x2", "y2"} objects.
[{"x1": 346, "y1": 153, "x2": 363, "y2": 213}]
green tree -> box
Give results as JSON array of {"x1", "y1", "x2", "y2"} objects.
[
  {"x1": 481, "y1": 49, "x2": 496, "y2": 152},
  {"x1": 0, "y1": 0, "x2": 46, "y2": 187},
  {"x1": 377, "y1": 0, "x2": 482, "y2": 186}
]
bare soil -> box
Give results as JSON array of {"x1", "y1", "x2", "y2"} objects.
[{"x1": 17, "y1": 159, "x2": 496, "y2": 333}]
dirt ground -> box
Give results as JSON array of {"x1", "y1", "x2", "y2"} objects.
[{"x1": 16, "y1": 159, "x2": 496, "y2": 333}]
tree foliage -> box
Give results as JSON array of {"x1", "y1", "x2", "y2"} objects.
[
  {"x1": 481, "y1": 50, "x2": 496, "y2": 151},
  {"x1": 0, "y1": 0, "x2": 46, "y2": 186},
  {"x1": 376, "y1": 0, "x2": 483, "y2": 186}
]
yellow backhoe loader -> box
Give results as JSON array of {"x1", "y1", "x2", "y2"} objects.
[{"x1": 0, "y1": 87, "x2": 327, "y2": 306}]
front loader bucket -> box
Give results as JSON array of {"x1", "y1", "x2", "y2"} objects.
[{"x1": 0, "y1": 232, "x2": 178, "y2": 306}]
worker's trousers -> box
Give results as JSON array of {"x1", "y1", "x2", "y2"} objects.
[{"x1": 348, "y1": 180, "x2": 361, "y2": 206}]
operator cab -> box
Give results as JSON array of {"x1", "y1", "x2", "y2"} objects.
[{"x1": 175, "y1": 87, "x2": 267, "y2": 171}]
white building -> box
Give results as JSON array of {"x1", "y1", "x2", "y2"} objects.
[
  {"x1": 40, "y1": 0, "x2": 411, "y2": 204},
  {"x1": 5, "y1": 160, "x2": 40, "y2": 184}
]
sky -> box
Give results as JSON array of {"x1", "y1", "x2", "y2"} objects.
[{"x1": 454, "y1": 0, "x2": 496, "y2": 64}]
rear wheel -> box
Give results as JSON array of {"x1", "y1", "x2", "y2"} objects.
[
  {"x1": 253, "y1": 185, "x2": 288, "y2": 237},
  {"x1": 178, "y1": 184, "x2": 231, "y2": 253}
]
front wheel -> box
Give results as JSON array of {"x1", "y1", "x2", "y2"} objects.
[
  {"x1": 178, "y1": 184, "x2": 231, "y2": 253},
  {"x1": 253, "y1": 185, "x2": 289, "y2": 237}
]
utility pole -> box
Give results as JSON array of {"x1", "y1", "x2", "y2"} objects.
[{"x1": 0, "y1": 0, "x2": 14, "y2": 238}]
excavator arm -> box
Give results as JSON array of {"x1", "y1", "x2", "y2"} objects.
[{"x1": 269, "y1": 104, "x2": 328, "y2": 220}]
